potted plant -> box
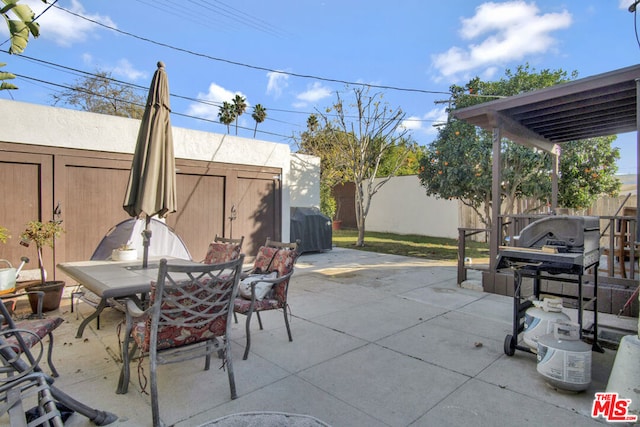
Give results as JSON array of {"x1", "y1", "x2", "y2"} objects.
[
  {"x1": 20, "y1": 220, "x2": 65, "y2": 312},
  {"x1": 112, "y1": 242, "x2": 137, "y2": 261},
  {"x1": 0, "y1": 225, "x2": 9, "y2": 243}
]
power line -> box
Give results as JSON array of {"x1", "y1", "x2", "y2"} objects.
[
  {"x1": 12, "y1": 72, "x2": 294, "y2": 140},
  {"x1": 8, "y1": 51, "x2": 445, "y2": 131},
  {"x1": 187, "y1": 0, "x2": 290, "y2": 37},
  {"x1": 7, "y1": 52, "x2": 308, "y2": 131},
  {"x1": 0, "y1": 0, "x2": 60, "y2": 50},
  {"x1": 51, "y1": 3, "x2": 451, "y2": 96}
]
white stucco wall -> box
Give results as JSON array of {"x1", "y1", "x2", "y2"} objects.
[
  {"x1": 366, "y1": 175, "x2": 459, "y2": 239},
  {"x1": 0, "y1": 99, "x2": 318, "y2": 241},
  {"x1": 289, "y1": 153, "x2": 320, "y2": 208}
]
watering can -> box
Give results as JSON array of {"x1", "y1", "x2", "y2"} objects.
[{"x1": 0, "y1": 257, "x2": 29, "y2": 295}]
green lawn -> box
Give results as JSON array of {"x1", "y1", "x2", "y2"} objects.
[{"x1": 332, "y1": 229, "x2": 489, "y2": 262}]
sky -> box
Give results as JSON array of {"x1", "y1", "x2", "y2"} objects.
[{"x1": 1, "y1": 0, "x2": 639, "y2": 174}]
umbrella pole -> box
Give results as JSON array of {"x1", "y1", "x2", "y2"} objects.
[{"x1": 142, "y1": 216, "x2": 152, "y2": 268}]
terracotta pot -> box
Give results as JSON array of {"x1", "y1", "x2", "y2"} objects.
[
  {"x1": 332, "y1": 220, "x2": 342, "y2": 231},
  {"x1": 26, "y1": 280, "x2": 65, "y2": 313}
]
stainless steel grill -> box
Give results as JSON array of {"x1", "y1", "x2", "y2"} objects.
[
  {"x1": 497, "y1": 215, "x2": 600, "y2": 274},
  {"x1": 497, "y1": 215, "x2": 603, "y2": 356}
]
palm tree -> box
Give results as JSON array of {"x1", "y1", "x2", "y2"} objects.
[
  {"x1": 232, "y1": 94, "x2": 247, "y2": 135},
  {"x1": 251, "y1": 104, "x2": 267, "y2": 138},
  {"x1": 218, "y1": 101, "x2": 235, "y2": 134},
  {"x1": 306, "y1": 114, "x2": 319, "y2": 132}
]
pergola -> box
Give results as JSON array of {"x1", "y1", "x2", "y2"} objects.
[{"x1": 453, "y1": 64, "x2": 640, "y2": 270}]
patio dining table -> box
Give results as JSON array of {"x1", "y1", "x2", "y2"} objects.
[{"x1": 57, "y1": 257, "x2": 198, "y2": 338}]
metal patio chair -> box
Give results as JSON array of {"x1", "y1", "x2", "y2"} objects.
[
  {"x1": 117, "y1": 256, "x2": 244, "y2": 426},
  {"x1": 0, "y1": 294, "x2": 63, "y2": 378},
  {"x1": 202, "y1": 235, "x2": 244, "y2": 264},
  {"x1": 0, "y1": 328, "x2": 64, "y2": 426},
  {"x1": 233, "y1": 239, "x2": 300, "y2": 360}
]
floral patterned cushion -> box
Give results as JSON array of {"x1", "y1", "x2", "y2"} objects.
[
  {"x1": 134, "y1": 278, "x2": 232, "y2": 353},
  {"x1": 234, "y1": 247, "x2": 299, "y2": 310},
  {"x1": 234, "y1": 296, "x2": 281, "y2": 314},
  {"x1": 253, "y1": 246, "x2": 279, "y2": 273},
  {"x1": 6, "y1": 317, "x2": 64, "y2": 352},
  {"x1": 203, "y1": 242, "x2": 241, "y2": 264}
]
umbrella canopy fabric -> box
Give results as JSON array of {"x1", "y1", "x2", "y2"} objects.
[{"x1": 123, "y1": 61, "x2": 177, "y2": 220}]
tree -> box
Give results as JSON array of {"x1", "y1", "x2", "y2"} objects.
[
  {"x1": 378, "y1": 142, "x2": 425, "y2": 176},
  {"x1": 1, "y1": 0, "x2": 43, "y2": 90},
  {"x1": 51, "y1": 71, "x2": 145, "y2": 119},
  {"x1": 418, "y1": 64, "x2": 620, "y2": 226},
  {"x1": 558, "y1": 136, "x2": 620, "y2": 208},
  {"x1": 232, "y1": 94, "x2": 247, "y2": 135},
  {"x1": 251, "y1": 103, "x2": 267, "y2": 137},
  {"x1": 218, "y1": 101, "x2": 235, "y2": 134},
  {"x1": 315, "y1": 86, "x2": 412, "y2": 246},
  {"x1": 0, "y1": 62, "x2": 18, "y2": 90},
  {"x1": 296, "y1": 114, "x2": 348, "y2": 219}
]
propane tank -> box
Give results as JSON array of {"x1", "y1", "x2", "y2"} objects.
[
  {"x1": 537, "y1": 322, "x2": 591, "y2": 392},
  {"x1": 523, "y1": 297, "x2": 571, "y2": 352}
]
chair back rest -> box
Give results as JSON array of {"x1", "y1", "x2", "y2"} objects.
[
  {"x1": 0, "y1": 300, "x2": 16, "y2": 329},
  {"x1": 145, "y1": 256, "x2": 244, "y2": 352},
  {"x1": 252, "y1": 240, "x2": 300, "y2": 303},
  {"x1": 203, "y1": 235, "x2": 244, "y2": 264},
  {"x1": 0, "y1": 329, "x2": 43, "y2": 381}
]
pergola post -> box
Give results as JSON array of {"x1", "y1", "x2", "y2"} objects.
[
  {"x1": 489, "y1": 126, "x2": 502, "y2": 270},
  {"x1": 636, "y1": 78, "x2": 640, "y2": 243},
  {"x1": 551, "y1": 145, "x2": 559, "y2": 212}
]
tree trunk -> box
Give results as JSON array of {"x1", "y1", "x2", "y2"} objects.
[
  {"x1": 355, "y1": 181, "x2": 366, "y2": 246},
  {"x1": 37, "y1": 246, "x2": 46, "y2": 284}
]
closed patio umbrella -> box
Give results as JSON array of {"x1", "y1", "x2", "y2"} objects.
[{"x1": 123, "y1": 61, "x2": 177, "y2": 268}]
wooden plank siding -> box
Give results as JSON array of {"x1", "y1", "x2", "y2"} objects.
[{"x1": 0, "y1": 142, "x2": 281, "y2": 282}]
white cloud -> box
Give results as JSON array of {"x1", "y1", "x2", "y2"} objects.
[
  {"x1": 25, "y1": 0, "x2": 116, "y2": 47},
  {"x1": 401, "y1": 108, "x2": 448, "y2": 136},
  {"x1": 295, "y1": 82, "x2": 332, "y2": 106},
  {"x1": 80, "y1": 55, "x2": 148, "y2": 82},
  {"x1": 111, "y1": 59, "x2": 147, "y2": 81},
  {"x1": 432, "y1": 1, "x2": 571, "y2": 81},
  {"x1": 400, "y1": 116, "x2": 423, "y2": 131},
  {"x1": 186, "y1": 83, "x2": 246, "y2": 121},
  {"x1": 266, "y1": 71, "x2": 289, "y2": 98},
  {"x1": 620, "y1": 0, "x2": 635, "y2": 10}
]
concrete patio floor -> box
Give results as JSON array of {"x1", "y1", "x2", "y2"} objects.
[{"x1": 6, "y1": 247, "x2": 639, "y2": 426}]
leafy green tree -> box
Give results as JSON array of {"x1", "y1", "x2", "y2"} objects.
[
  {"x1": 0, "y1": 62, "x2": 18, "y2": 90},
  {"x1": 218, "y1": 101, "x2": 235, "y2": 134},
  {"x1": 251, "y1": 103, "x2": 267, "y2": 138},
  {"x1": 418, "y1": 64, "x2": 620, "y2": 226},
  {"x1": 378, "y1": 141, "x2": 424, "y2": 176},
  {"x1": 1, "y1": 0, "x2": 44, "y2": 90},
  {"x1": 296, "y1": 114, "x2": 347, "y2": 218},
  {"x1": 297, "y1": 114, "x2": 347, "y2": 187},
  {"x1": 232, "y1": 94, "x2": 247, "y2": 135},
  {"x1": 558, "y1": 137, "x2": 620, "y2": 208},
  {"x1": 2, "y1": 0, "x2": 41, "y2": 55},
  {"x1": 51, "y1": 71, "x2": 145, "y2": 119},
  {"x1": 314, "y1": 86, "x2": 412, "y2": 246}
]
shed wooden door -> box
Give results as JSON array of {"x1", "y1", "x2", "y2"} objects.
[
  {"x1": 0, "y1": 152, "x2": 54, "y2": 278},
  {"x1": 234, "y1": 172, "x2": 281, "y2": 256},
  {"x1": 2, "y1": 143, "x2": 282, "y2": 280},
  {"x1": 54, "y1": 155, "x2": 133, "y2": 267}
]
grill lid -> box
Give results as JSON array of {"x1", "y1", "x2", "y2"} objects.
[{"x1": 514, "y1": 215, "x2": 599, "y2": 251}]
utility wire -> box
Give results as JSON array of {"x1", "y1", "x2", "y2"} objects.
[
  {"x1": 0, "y1": 0, "x2": 59, "y2": 49},
  {"x1": 7, "y1": 52, "x2": 445, "y2": 128},
  {"x1": 13, "y1": 72, "x2": 293, "y2": 140},
  {"x1": 51, "y1": 3, "x2": 451, "y2": 96}
]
